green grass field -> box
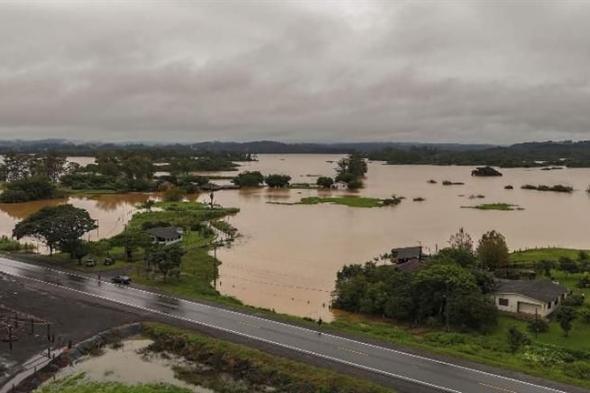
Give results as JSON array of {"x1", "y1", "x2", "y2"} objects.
[
  {"x1": 299, "y1": 195, "x2": 385, "y2": 208},
  {"x1": 510, "y1": 247, "x2": 589, "y2": 265}
]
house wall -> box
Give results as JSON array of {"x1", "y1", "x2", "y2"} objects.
[{"x1": 493, "y1": 293, "x2": 561, "y2": 318}]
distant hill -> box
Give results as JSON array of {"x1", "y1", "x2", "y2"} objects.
[
  {"x1": 0, "y1": 139, "x2": 495, "y2": 155},
  {"x1": 2, "y1": 139, "x2": 590, "y2": 167}
]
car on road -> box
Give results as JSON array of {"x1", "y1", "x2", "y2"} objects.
[
  {"x1": 111, "y1": 275, "x2": 131, "y2": 285},
  {"x1": 84, "y1": 258, "x2": 96, "y2": 267},
  {"x1": 103, "y1": 257, "x2": 114, "y2": 266}
]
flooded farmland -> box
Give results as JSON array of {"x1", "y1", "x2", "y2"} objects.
[
  {"x1": 3, "y1": 154, "x2": 590, "y2": 319},
  {"x1": 200, "y1": 155, "x2": 590, "y2": 320}
]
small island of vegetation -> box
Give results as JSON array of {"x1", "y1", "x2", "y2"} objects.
[
  {"x1": 298, "y1": 195, "x2": 401, "y2": 208},
  {"x1": 462, "y1": 203, "x2": 523, "y2": 211},
  {"x1": 471, "y1": 166, "x2": 503, "y2": 176},
  {"x1": 521, "y1": 184, "x2": 574, "y2": 193}
]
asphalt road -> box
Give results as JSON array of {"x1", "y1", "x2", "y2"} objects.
[{"x1": 0, "y1": 256, "x2": 582, "y2": 393}]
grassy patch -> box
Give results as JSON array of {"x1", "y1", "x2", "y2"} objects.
[
  {"x1": 328, "y1": 311, "x2": 590, "y2": 389},
  {"x1": 37, "y1": 374, "x2": 191, "y2": 393},
  {"x1": 462, "y1": 203, "x2": 523, "y2": 211},
  {"x1": 127, "y1": 201, "x2": 241, "y2": 305},
  {"x1": 144, "y1": 322, "x2": 394, "y2": 393},
  {"x1": 298, "y1": 196, "x2": 388, "y2": 208},
  {"x1": 510, "y1": 248, "x2": 588, "y2": 266}
]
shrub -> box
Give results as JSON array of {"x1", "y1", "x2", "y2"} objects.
[
  {"x1": 579, "y1": 308, "x2": 590, "y2": 324},
  {"x1": 559, "y1": 257, "x2": 579, "y2": 273},
  {"x1": 527, "y1": 318, "x2": 549, "y2": 335},
  {"x1": 563, "y1": 293, "x2": 585, "y2": 307},
  {"x1": 316, "y1": 176, "x2": 334, "y2": 188},
  {"x1": 264, "y1": 174, "x2": 292, "y2": 188},
  {"x1": 564, "y1": 361, "x2": 590, "y2": 380},
  {"x1": 232, "y1": 171, "x2": 264, "y2": 187},
  {"x1": 577, "y1": 273, "x2": 590, "y2": 288},
  {"x1": 507, "y1": 326, "x2": 530, "y2": 353},
  {"x1": 163, "y1": 187, "x2": 184, "y2": 202},
  {"x1": 0, "y1": 176, "x2": 57, "y2": 203}
]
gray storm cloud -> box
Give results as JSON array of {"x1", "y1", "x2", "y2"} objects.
[{"x1": 1, "y1": 0, "x2": 589, "y2": 143}]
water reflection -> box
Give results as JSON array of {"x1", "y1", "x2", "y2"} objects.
[{"x1": 0, "y1": 194, "x2": 149, "y2": 248}]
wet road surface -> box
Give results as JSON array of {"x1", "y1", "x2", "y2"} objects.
[{"x1": 0, "y1": 256, "x2": 582, "y2": 393}]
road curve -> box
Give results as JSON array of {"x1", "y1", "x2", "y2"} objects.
[{"x1": 0, "y1": 256, "x2": 581, "y2": 393}]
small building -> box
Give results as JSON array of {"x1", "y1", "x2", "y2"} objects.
[
  {"x1": 395, "y1": 258, "x2": 426, "y2": 273},
  {"x1": 493, "y1": 279, "x2": 568, "y2": 317},
  {"x1": 146, "y1": 226, "x2": 184, "y2": 245},
  {"x1": 391, "y1": 246, "x2": 423, "y2": 264}
]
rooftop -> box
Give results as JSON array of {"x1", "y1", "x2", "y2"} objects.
[
  {"x1": 145, "y1": 226, "x2": 183, "y2": 239},
  {"x1": 495, "y1": 279, "x2": 568, "y2": 303},
  {"x1": 391, "y1": 246, "x2": 422, "y2": 260}
]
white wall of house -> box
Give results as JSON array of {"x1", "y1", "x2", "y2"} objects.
[{"x1": 493, "y1": 292, "x2": 566, "y2": 317}]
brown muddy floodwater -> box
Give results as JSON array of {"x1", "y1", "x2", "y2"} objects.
[
  {"x1": 3, "y1": 154, "x2": 590, "y2": 321},
  {"x1": 0, "y1": 193, "x2": 149, "y2": 250},
  {"x1": 49, "y1": 338, "x2": 212, "y2": 392},
  {"x1": 197, "y1": 154, "x2": 590, "y2": 321}
]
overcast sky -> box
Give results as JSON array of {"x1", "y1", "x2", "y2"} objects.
[{"x1": 1, "y1": 0, "x2": 590, "y2": 144}]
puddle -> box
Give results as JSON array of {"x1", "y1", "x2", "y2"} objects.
[{"x1": 49, "y1": 338, "x2": 213, "y2": 392}]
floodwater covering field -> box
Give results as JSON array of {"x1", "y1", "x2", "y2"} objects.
[
  {"x1": 44, "y1": 338, "x2": 211, "y2": 392},
  {"x1": 199, "y1": 154, "x2": 590, "y2": 320},
  {"x1": 2, "y1": 154, "x2": 590, "y2": 319}
]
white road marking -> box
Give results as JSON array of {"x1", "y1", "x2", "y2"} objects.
[{"x1": 0, "y1": 258, "x2": 572, "y2": 393}]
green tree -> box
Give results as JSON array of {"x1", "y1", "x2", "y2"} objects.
[
  {"x1": 264, "y1": 174, "x2": 292, "y2": 188},
  {"x1": 556, "y1": 306, "x2": 577, "y2": 337},
  {"x1": 412, "y1": 262, "x2": 479, "y2": 330},
  {"x1": 13, "y1": 204, "x2": 97, "y2": 255},
  {"x1": 535, "y1": 260, "x2": 555, "y2": 277},
  {"x1": 112, "y1": 230, "x2": 151, "y2": 262},
  {"x1": 147, "y1": 244, "x2": 185, "y2": 280},
  {"x1": 449, "y1": 227, "x2": 473, "y2": 253},
  {"x1": 316, "y1": 176, "x2": 334, "y2": 188},
  {"x1": 231, "y1": 171, "x2": 264, "y2": 187},
  {"x1": 527, "y1": 317, "x2": 549, "y2": 337},
  {"x1": 0, "y1": 176, "x2": 57, "y2": 203},
  {"x1": 62, "y1": 240, "x2": 90, "y2": 264},
  {"x1": 335, "y1": 153, "x2": 367, "y2": 189},
  {"x1": 476, "y1": 230, "x2": 509, "y2": 270}
]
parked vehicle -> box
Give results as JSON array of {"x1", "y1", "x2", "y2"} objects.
[
  {"x1": 103, "y1": 257, "x2": 114, "y2": 266},
  {"x1": 111, "y1": 275, "x2": 131, "y2": 285},
  {"x1": 84, "y1": 258, "x2": 96, "y2": 267}
]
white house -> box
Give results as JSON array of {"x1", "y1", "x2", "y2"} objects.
[
  {"x1": 493, "y1": 279, "x2": 568, "y2": 317},
  {"x1": 145, "y1": 226, "x2": 184, "y2": 245}
]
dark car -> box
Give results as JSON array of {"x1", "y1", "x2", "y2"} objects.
[
  {"x1": 103, "y1": 257, "x2": 114, "y2": 266},
  {"x1": 111, "y1": 275, "x2": 131, "y2": 285}
]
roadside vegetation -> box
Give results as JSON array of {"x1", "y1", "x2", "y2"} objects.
[
  {"x1": 36, "y1": 375, "x2": 190, "y2": 393},
  {"x1": 143, "y1": 323, "x2": 394, "y2": 393},
  {"x1": 330, "y1": 229, "x2": 590, "y2": 388}
]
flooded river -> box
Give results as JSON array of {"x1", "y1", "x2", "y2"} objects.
[
  {"x1": 2, "y1": 154, "x2": 590, "y2": 320},
  {"x1": 201, "y1": 155, "x2": 590, "y2": 320}
]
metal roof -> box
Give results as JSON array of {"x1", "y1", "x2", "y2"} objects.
[{"x1": 495, "y1": 279, "x2": 568, "y2": 303}]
